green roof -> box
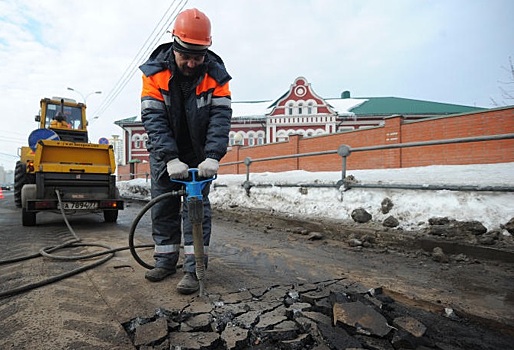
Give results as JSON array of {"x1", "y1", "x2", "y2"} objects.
[
  {"x1": 349, "y1": 97, "x2": 486, "y2": 116},
  {"x1": 114, "y1": 116, "x2": 138, "y2": 126}
]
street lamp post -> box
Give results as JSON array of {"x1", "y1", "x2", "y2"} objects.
[{"x1": 67, "y1": 87, "x2": 102, "y2": 104}]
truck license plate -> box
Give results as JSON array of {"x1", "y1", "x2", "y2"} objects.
[{"x1": 58, "y1": 202, "x2": 98, "y2": 210}]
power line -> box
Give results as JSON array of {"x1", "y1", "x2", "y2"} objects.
[
  {"x1": 0, "y1": 136, "x2": 26, "y2": 143},
  {"x1": 0, "y1": 129, "x2": 29, "y2": 137},
  {"x1": 93, "y1": 0, "x2": 187, "y2": 116},
  {"x1": 0, "y1": 152, "x2": 18, "y2": 158},
  {"x1": 93, "y1": 0, "x2": 186, "y2": 116},
  {"x1": 93, "y1": 0, "x2": 188, "y2": 118}
]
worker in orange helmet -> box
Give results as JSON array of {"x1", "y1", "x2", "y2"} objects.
[
  {"x1": 139, "y1": 8, "x2": 232, "y2": 294},
  {"x1": 50, "y1": 111, "x2": 70, "y2": 129}
]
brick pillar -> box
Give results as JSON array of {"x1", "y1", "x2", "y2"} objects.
[
  {"x1": 129, "y1": 162, "x2": 135, "y2": 179},
  {"x1": 289, "y1": 134, "x2": 301, "y2": 170},
  {"x1": 383, "y1": 115, "x2": 403, "y2": 168}
]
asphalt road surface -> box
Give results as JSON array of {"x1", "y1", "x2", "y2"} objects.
[{"x1": 1, "y1": 191, "x2": 513, "y2": 349}]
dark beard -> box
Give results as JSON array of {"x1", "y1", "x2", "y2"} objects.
[{"x1": 178, "y1": 63, "x2": 202, "y2": 78}]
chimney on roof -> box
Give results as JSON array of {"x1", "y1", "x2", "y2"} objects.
[{"x1": 341, "y1": 91, "x2": 351, "y2": 99}]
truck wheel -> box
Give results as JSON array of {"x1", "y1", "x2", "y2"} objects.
[
  {"x1": 104, "y1": 187, "x2": 120, "y2": 223},
  {"x1": 22, "y1": 208, "x2": 37, "y2": 226},
  {"x1": 104, "y1": 210, "x2": 118, "y2": 223},
  {"x1": 21, "y1": 184, "x2": 37, "y2": 226},
  {"x1": 14, "y1": 161, "x2": 26, "y2": 208}
]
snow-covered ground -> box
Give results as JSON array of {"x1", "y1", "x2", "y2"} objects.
[{"x1": 117, "y1": 163, "x2": 514, "y2": 232}]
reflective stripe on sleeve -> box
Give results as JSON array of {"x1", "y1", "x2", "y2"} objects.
[
  {"x1": 183, "y1": 245, "x2": 209, "y2": 255},
  {"x1": 141, "y1": 99, "x2": 166, "y2": 111},
  {"x1": 154, "y1": 244, "x2": 180, "y2": 254},
  {"x1": 196, "y1": 94, "x2": 212, "y2": 109},
  {"x1": 211, "y1": 96, "x2": 231, "y2": 108}
]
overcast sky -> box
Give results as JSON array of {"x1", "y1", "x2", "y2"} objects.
[{"x1": 1, "y1": 0, "x2": 513, "y2": 171}]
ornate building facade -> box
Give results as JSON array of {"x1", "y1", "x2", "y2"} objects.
[{"x1": 115, "y1": 76, "x2": 484, "y2": 165}]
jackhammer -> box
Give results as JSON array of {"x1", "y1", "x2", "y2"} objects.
[{"x1": 128, "y1": 168, "x2": 215, "y2": 296}]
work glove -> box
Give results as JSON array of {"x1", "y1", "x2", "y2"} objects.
[
  {"x1": 167, "y1": 158, "x2": 189, "y2": 179},
  {"x1": 198, "y1": 158, "x2": 219, "y2": 178}
]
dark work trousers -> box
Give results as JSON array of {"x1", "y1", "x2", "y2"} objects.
[{"x1": 149, "y1": 157, "x2": 212, "y2": 272}]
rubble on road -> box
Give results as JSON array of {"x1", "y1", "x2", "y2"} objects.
[{"x1": 122, "y1": 278, "x2": 513, "y2": 350}]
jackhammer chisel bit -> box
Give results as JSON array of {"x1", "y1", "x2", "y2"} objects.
[{"x1": 171, "y1": 169, "x2": 216, "y2": 297}]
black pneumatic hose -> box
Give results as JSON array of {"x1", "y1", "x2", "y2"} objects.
[
  {"x1": 128, "y1": 190, "x2": 184, "y2": 270},
  {"x1": 0, "y1": 190, "x2": 184, "y2": 299},
  {"x1": 1, "y1": 190, "x2": 132, "y2": 299}
]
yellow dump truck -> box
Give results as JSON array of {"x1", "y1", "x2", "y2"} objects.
[{"x1": 15, "y1": 97, "x2": 123, "y2": 226}]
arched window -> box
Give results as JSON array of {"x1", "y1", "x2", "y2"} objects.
[
  {"x1": 132, "y1": 134, "x2": 141, "y2": 149},
  {"x1": 142, "y1": 134, "x2": 148, "y2": 149},
  {"x1": 276, "y1": 130, "x2": 288, "y2": 142},
  {"x1": 298, "y1": 102, "x2": 303, "y2": 115},
  {"x1": 248, "y1": 132, "x2": 255, "y2": 146},
  {"x1": 306, "y1": 99, "x2": 317, "y2": 114},
  {"x1": 307, "y1": 101, "x2": 313, "y2": 114},
  {"x1": 287, "y1": 102, "x2": 294, "y2": 115},
  {"x1": 257, "y1": 131, "x2": 265, "y2": 145}
]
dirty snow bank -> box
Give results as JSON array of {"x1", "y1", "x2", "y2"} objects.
[{"x1": 117, "y1": 163, "x2": 514, "y2": 232}]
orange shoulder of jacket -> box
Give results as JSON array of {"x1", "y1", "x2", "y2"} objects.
[
  {"x1": 141, "y1": 71, "x2": 172, "y2": 100},
  {"x1": 197, "y1": 75, "x2": 231, "y2": 96}
]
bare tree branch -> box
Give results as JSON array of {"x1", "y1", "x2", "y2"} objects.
[{"x1": 495, "y1": 56, "x2": 514, "y2": 104}]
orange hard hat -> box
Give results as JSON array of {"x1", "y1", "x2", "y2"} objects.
[{"x1": 172, "y1": 8, "x2": 212, "y2": 49}]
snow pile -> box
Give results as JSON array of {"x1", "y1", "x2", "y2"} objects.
[{"x1": 117, "y1": 163, "x2": 514, "y2": 232}]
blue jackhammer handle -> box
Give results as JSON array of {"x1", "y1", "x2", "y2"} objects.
[{"x1": 170, "y1": 168, "x2": 216, "y2": 200}]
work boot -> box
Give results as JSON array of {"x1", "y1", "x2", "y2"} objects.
[
  {"x1": 177, "y1": 272, "x2": 199, "y2": 295},
  {"x1": 145, "y1": 267, "x2": 176, "y2": 282}
]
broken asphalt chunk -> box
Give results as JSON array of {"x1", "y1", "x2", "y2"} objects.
[
  {"x1": 180, "y1": 313, "x2": 214, "y2": 332},
  {"x1": 280, "y1": 332, "x2": 315, "y2": 350},
  {"x1": 221, "y1": 324, "x2": 249, "y2": 349},
  {"x1": 255, "y1": 306, "x2": 288, "y2": 329},
  {"x1": 133, "y1": 317, "x2": 168, "y2": 347},
  {"x1": 234, "y1": 310, "x2": 261, "y2": 329},
  {"x1": 393, "y1": 316, "x2": 427, "y2": 337},
  {"x1": 333, "y1": 301, "x2": 391, "y2": 337},
  {"x1": 317, "y1": 322, "x2": 362, "y2": 349},
  {"x1": 169, "y1": 331, "x2": 221, "y2": 349}
]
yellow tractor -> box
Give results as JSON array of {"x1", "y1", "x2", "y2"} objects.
[{"x1": 15, "y1": 97, "x2": 123, "y2": 226}]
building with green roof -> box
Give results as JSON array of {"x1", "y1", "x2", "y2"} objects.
[{"x1": 114, "y1": 76, "x2": 487, "y2": 164}]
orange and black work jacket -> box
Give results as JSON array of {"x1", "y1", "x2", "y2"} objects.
[{"x1": 139, "y1": 42, "x2": 232, "y2": 179}]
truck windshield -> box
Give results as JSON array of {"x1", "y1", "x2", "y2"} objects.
[{"x1": 45, "y1": 104, "x2": 83, "y2": 129}]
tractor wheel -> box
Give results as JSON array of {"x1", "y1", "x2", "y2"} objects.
[
  {"x1": 14, "y1": 161, "x2": 26, "y2": 208},
  {"x1": 14, "y1": 161, "x2": 35, "y2": 208}
]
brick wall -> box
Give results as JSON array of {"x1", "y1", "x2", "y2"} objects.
[
  {"x1": 400, "y1": 108, "x2": 514, "y2": 167},
  {"x1": 117, "y1": 107, "x2": 514, "y2": 180},
  {"x1": 117, "y1": 161, "x2": 150, "y2": 181},
  {"x1": 219, "y1": 107, "x2": 514, "y2": 174}
]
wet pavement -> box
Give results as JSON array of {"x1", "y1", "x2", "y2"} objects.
[{"x1": 1, "y1": 194, "x2": 513, "y2": 349}]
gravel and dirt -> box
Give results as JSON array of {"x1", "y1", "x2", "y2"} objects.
[{"x1": 0, "y1": 192, "x2": 513, "y2": 349}]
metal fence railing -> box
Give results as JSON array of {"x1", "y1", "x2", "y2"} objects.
[{"x1": 219, "y1": 133, "x2": 514, "y2": 195}]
